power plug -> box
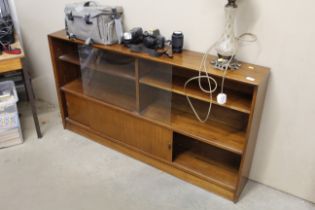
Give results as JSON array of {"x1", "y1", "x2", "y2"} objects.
[{"x1": 217, "y1": 93, "x2": 227, "y2": 105}]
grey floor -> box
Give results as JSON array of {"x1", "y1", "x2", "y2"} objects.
[{"x1": 0, "y1": 102, "x2": 314, "y2": 210}]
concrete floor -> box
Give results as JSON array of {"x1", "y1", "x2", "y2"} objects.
[{"x1": 0, "y1": 102, "x2": 314, "y2": 210}]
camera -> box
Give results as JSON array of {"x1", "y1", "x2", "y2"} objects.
[
  {"x1": 143, "y1": 29, "x2": 165, "y2": 49},
  {"x1": 123, "y1": 28, "x2": 165, "y2": 50},
  {"x1": 122, "y1": 27, "x2": 143, "y2": 45}
]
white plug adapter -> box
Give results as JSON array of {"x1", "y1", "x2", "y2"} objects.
[{"x1": 217, "y1": 93, "x2": 227, "y2": 105}]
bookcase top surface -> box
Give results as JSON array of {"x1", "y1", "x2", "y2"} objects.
[{"x1": 49, "y1": 30, "x2": 270, "y2": 86}]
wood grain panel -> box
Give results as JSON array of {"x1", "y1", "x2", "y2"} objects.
[
  {"x1": 234, "y1": 75, "x2": 270, "y2": 202},
  {"x1": 0, "y1": 58, "x2": 22, "y2": 73},
  {"x1": 48, "y1": 37, "x2": 80, "y2": 127},
  {"x1": 65, "y1": 93, "x2": 90, "y2": 126},
  {"x1": 90, "y1": 101, "x2": 173, "y2": 161}
]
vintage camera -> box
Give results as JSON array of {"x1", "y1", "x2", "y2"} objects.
[
  {"x1": 143, "y1": 29, "x2": 165, "y2": 49},
  {"x1": 122, "y1": 27, "x2": 143, "y2": 45}
]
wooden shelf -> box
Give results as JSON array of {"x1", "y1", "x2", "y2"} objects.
[
  {"x1": 141, "y1": 98, "x2": 245, "y2": 154},
  {"x1": 173, "y1": 133, "x2": 241, "y2": 190},
  {"x1": 59, "y1": 54, "x2": 80, "y2": 65},
  {"x1": 49, "y1": 30, "x2": 270, "y2": 202},
  {"x1": 174, "y1": 149, "x2": 239, "y2": 191},
  {"x1": 61, "y1": 79, "x2": 136, "y2": 112},
  {"x1": 140, "y1": 71, "x2": 252, "y2": 114},
  {"x1": 50, "y1": 30, "x2": 270, "y2": 86},
  {"x1": 59, "y1": 54, "x2": 135, "y2": 81}
]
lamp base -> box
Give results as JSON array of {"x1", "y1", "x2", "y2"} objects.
[{"x1": 211, "y1": 54, "x2": 241, "y2": 71}]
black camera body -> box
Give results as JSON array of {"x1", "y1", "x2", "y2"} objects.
[
  {"x1": 122, "y1": 27, "x2": 143, "y2": 45},
  {"x1": 123, "y1": 28, "x2": 165, "y2": 50},
  {"x1": 143, "y1": 30, "x2": 165, "y2": 49}
]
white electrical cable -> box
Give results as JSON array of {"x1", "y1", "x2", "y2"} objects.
[
  {"x1": 184, "y1": 42, "x2": 215, "y2": 123},
  {"x1": 184, "y1": 33, "x2": 256, "y2": 123}
]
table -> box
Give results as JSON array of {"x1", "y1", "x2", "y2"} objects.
[
  {"x1": 0, "y1": 42, "x2": 42, "y2": 138},
  {"x1": 0, "y1": 40, "x2": 25, "y2": 61}
]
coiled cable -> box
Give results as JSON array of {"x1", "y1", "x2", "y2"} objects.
[
  {"x1": 184, "y1": 33, "x2": 256, "y2": 123},
  {"x1": 0, "y1": 17, "x2": 14, "y2": 48}
]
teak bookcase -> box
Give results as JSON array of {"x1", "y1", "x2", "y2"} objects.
[{"x1": 48, "y1": 30, "x2": 270, "y2": 202}]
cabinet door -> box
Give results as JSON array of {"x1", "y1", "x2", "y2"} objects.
[
  {"x1": 65, "y1": 93, "x2": 90, "y2": 126},
  {"x1": 90, "y1": 101, "x2": 173, "y2": 161}
]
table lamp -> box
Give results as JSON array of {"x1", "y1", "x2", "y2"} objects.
[{"x1": 212, "y1": 0, "x2": 240, "y2": 70}]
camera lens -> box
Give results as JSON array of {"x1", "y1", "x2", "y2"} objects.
[
  {"x1": 172, "y1": 31, "x2": 184, "y2": 53},
  {"x1": 123, "y1": 32, "x2": 132, "y2": 41}
]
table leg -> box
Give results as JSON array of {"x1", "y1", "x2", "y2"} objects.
[
  {"x1": 21, "y1": 71, "x2": 30, "y2": 101},
  {"x1": 22, "y1": 68, "x2": 42, "y2": 138}
]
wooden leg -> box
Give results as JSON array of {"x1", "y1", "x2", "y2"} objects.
[{"x1": 22, "y1": 68, "x2": 42, "y2": 138}]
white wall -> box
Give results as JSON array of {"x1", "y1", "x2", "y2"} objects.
[{"x1": 13, "y1": 0, "x2": 315, "y2": 203}]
